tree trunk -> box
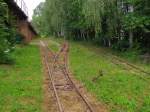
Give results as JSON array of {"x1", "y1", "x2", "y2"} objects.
[
  {"x1": 87, "y1": 31, "x2": 89, "y2": 41},
  {"x1": 108, "y1": 39, "x2": 111, "y2": 47},
  {"x1": 129, "y1": 30, "x2": 133, "y2": 48},
  {"x1": 83, "y1": 32, "x2": 86, "y2": 41},
  {"x1": 103, "y1": 38, "x2": 106, "y2": 46}
]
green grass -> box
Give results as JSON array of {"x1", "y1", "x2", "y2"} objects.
[
  {"x1": 47, "y1": 39, "x2": 60, "y2": 53},
  {"x1": 48, "y1": 38, "x2": 150, "y2": 112},
  {"x1": 0, "y1": 45, "x2": 42, "y2": 112},
  {"x1": 114, "y1": 50, "x2": 150, "y2": 72}
]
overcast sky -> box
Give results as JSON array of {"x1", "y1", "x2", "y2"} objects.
[{"x1": 24, "y1": 0, "x2": 45, "y2": 20}]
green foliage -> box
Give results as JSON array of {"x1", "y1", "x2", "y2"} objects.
[
  {"x1": 0, "y1": 45, "x2": 42, "y2": 112},
  {"x1": 123, "y1": 0, "x2": 150, "y2": 32},
  {"x1": 32, "y1": 0, "x2": 150, "y2": 52},
  {"x1": 32, "y1": 2, "x2": 45, "y2": 35},
  {"x1": 112, "y1": 40, "x2": 129, "y2": 51},
  {"x1": 0, "y1": 0, "x2": 17, "y2": 64}
]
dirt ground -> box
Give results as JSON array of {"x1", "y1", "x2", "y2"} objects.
[{"x1": 40, "y1": 42, "x2": 108, "y2": 112}]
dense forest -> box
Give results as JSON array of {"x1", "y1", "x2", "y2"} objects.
[
  {"x1": 0, "y1": 0, "x2": 17, "y2": 64},
  {"x1": 32, "y1": 0, "x2": 150, "y2": 54}
]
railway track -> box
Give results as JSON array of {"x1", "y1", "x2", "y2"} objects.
[
  {"x1": 40, "y1": 41, "x2": 94, "y2": 112},
  {"x1": 97, "y1": 49, "x2": 150, "y2": 76},
  {"x1": 81, "y1": 45, "x2": 149, "y2": 76},
  {"x1": 112, "y1": 56, "x2": 150, "y2": 75}
]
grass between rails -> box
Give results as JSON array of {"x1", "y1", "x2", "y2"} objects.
[
  {"x1": 74, "y1": 41, "x2": 150, "y2": 73},
  {"x1": 115, "y1": 50, "x2": 150, "y2": 72},
  {"x1": 99, "y1": 47, "x2": 150, "y2": 72},
  {"x1": 44, "y1": 38, "x2": 60, "y2": 53},
  {"x1": 0, "y1": 45, "x2": 42, "y2": 112},
  {"x1": 48, "y1": 38, "x2": 150, "y2": 112}
]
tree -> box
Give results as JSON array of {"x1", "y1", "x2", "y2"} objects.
[
  {"x1": 0, "y1": 0, "x2": 17, "y2": 64},
  {"x1": 32, "y1": 0, "x2": 150, "y2": 53}
]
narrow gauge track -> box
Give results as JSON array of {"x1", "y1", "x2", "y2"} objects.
[
  {"x1": 110, "y1": 55, "x2": 150, "y2": 81},
  {"x1": 40, "y1": 41, "x2": 94, "y2": 112},
  {"x1": 99, "y1": 50, "x2": 150, "y2": 76},
  {"x1": 112, "y1": 56, "x2": 150, "y2": 75},
  {"x1": 83, "y1": 46, "x2": 149, "y2": 76}
]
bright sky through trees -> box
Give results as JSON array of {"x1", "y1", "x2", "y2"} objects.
[{"x1": 24, "y1": 0, "x2": 45, "y2": 20}]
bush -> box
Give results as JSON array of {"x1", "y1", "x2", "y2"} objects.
[
  {"x1": 112, "y1": 40, "x2": 130, "y2": 51},
  {"x1": 0, "y1": 0, "x2": 16, "y2": 64}
]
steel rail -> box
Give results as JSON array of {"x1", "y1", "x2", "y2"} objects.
[
  {"x1": 63, "y1": 67, "x2": 95, "y2": 112},
  {"x1": 41, "y1": 41, "x2": 64, "y2": 112},
  {"x1": 112, "y1": 56, "x2": 150, "y2": 75},
  {"x1": 98, "y1": 49, "x2": 150, "y2": 75},
  {"x1": 42, "y1": 40, "x2": 95, "y2": 112},
  {"x1": 62, "y1": 43, "x2": 95, "y2": 112},
  {"x1": 46, "y1": 42, "x2": 95, "y2": 112}
]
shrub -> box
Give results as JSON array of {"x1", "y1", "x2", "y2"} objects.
[
  {"x1": 112, "y1": 40, "x2": 130, "y2": 51},
  {"x1": 0, "y1": 0, "x2": 16, "y2": 64}
]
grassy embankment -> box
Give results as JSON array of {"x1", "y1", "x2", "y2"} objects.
[
  {"x1": 0, "y1": 45, "x2": 42, "y2": 112},
  {"x1": 48, "y1": 38, "x2": 150, "y2": 112}
]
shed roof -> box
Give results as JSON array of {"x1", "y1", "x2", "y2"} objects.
[{"x1": 4, "y1": 0, "x2": 28, "y2": 20}]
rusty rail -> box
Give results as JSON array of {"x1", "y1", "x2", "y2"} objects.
[
  {"x1": 42, "y1": 40, "x2": 94, "y2": 112},
  {"x1": 40, "y1": 41, "x2": 64, "y2": 112},
  {"x1": 112, "y1": 56, "x2": 150, "y2": 75},
  {"x1": 62, "y1": 42, "x2": 95, "y2": 112},
  {"x1": 96, "y1": 49, "x2": 150, "y2": 76}
]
